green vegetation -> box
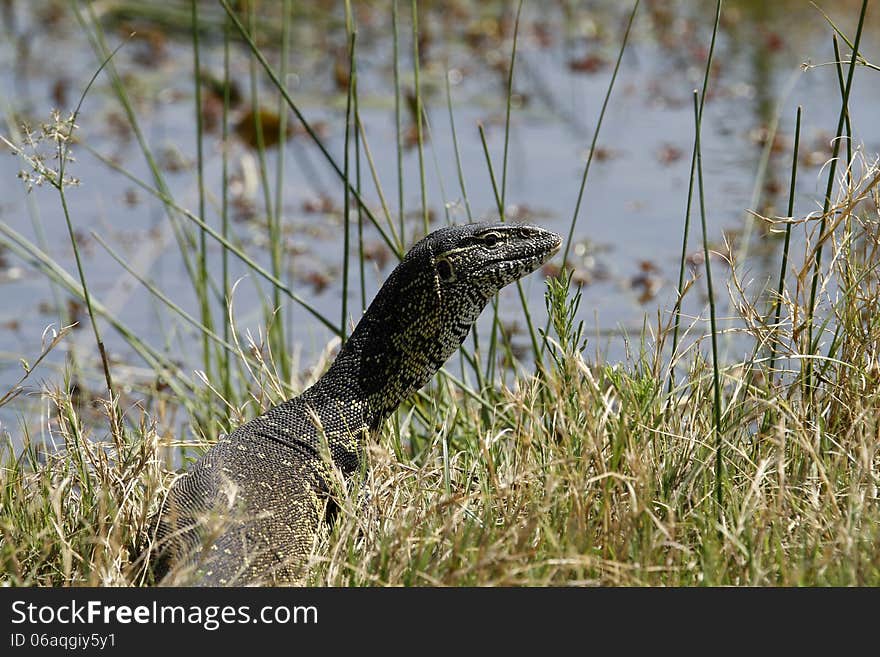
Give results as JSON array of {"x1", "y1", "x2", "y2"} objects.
[{"x1": 1, "y1": 0, "x2": 879, "y2": 586}]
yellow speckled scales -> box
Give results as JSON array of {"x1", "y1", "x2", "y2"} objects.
[{"x1": 151, "y1": 222, "x2": 561, "y2": 585}]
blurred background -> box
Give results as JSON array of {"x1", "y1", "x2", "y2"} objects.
[{"x1": 1, "y1": 0, "x2": 878, "y2": 439}]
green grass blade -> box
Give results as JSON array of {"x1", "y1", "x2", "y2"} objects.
[
  {"x1": 693, "y1": 90, "x2": 723, "y2": 514},
  {"x1": 668, "y1": 0, "x2": 721, "y2": 387},
  {"x1": 543, "y1": 0, "x2": 639, "y2": 356},
  {"x1": 805, "y1": 0, "x2": 868, "y2": 392},
  {"x1": 411, "y1": 0, "x2": 429, "y2": 235},
  {"x1": 218, "y1": 0, "x2": 402, "y2": 258},
  {"x1": 392, "y1": 0, "x2": 405, "y2": 244},
  {"x1": 767, "y1": 106, "x2": 802, "y2": 381}
]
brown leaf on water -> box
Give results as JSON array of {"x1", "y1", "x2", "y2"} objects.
[
  {"x1": 657, "y1": 143, "x2": 683, "y2": 165},
  {"x1": 334, "y1": 51, "x2": 350, "y2": 92},
  {"x1": 590, "y1": 145, "x2": 615, "y2": 162},
  {"x1": 158, "y1": 146, "x2": 189, "y2": 173},
  {"x1": 362, "y1": 241, "x2": 391, "y2": 270},
  {"x1": 51, "y1": 78, "x2": 69, "y2": 108},
  {"x1": 200, "y1": 72, "x2": 243, "y2": 133},
  {"x1": 762, "y1": 29, "x2": 785, "y2": 53},
  {"x1": 235, "y1": 107, "x2": 294, "y2": 149},
  {"x1": 764, "y1": 178, "x2": 783, "y2": 197},
  {"x1": 123, "y1": 188, "x2": 140, "y2": 206},
  {"x1": 404, "y1": 88, "x2": 429, "y2": 131},
  {"x1": 200, "y1": 70, "x2": 242, "y2": 107},
  {"x1": 630, "y1": 261, "x2": 663, "y2": 303},
  {"x1": 531, "y1": 21, "x2": 555, "y2": 48},
  {"x1": 686, "y1": 251, "x2": 704, "y2": 270},
  {"x1": 302, "y1": 195, "x2": 336, "y2": 215},
  {"x1": 748, "y1": 126, "x2": 788, "y2": 154},
  {"x1": 568, "y1": 53, "x2": 607, "y2": 74},
  {"x1": 67, "y1": 299, "x2": 84, "y2": 328},
  {"x1": 542, "y1": 262, "x2": 562, "y2": 279},
  {"x1": 123, "y1": 25, "x2": 168, "y2": 67},
  {"x1": 302, "y1": 270, "x2": 332, "y2": 295}
]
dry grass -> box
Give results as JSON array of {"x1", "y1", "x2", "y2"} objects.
[
  {"x1": 1, "y1": 0, "x2": 878, "y2": 587},
  {"x1": 3, "y1": 157, "x2": 879, "y2": 586}
]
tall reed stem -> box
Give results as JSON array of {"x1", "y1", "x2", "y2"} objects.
[
  {"x1": 805, "y1": 0, "x2": 868, "y2": 391},
  {"x1": 767, "y1": 106, "x2": 801, "y2": 381},
  {"x1": 668, "y1": 0, "x2": 722, "y2": 391},
  {"x1": 412, "y1": 0, "x2": 429, "y2": 235},
  {"x1": 692, "y1": 91, "x2": 723, "y2": 514},
  {"x1": 542, "y1": 0, "x2": 639, "y2": 354},
  {"x1": 342, "y1": 31, "x2": 357, "y2": 342},
  {"x1": 191, "y1": 0, "x2": 215, "y2": 393}
]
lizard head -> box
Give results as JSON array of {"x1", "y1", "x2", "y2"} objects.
[
  {"x1": 423, "y1": 222, "x2": 562, "y2": 304},
  {"x1": 331, "y1": 222, "x2": 561, "y2": 422}
]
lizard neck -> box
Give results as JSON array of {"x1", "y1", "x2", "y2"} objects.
[{"x1": 306, "y1": 242, "x2": 484, "y2": 433}]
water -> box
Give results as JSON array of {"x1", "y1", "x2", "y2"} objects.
[{"x1": 1, "y1": 0, "x2": 878, "y2": 439}]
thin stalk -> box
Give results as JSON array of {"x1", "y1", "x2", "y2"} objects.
[
  {"x1": 693, "y1": 90, "x2": 723, "y2": 514},
  {"x1": 498, "y1": 0, "x2": 541, "y2": 365},
  {"x1": 543, "y1": 0, "x2": 639, "y2": 354},
  {"x1": 446, "y1": 73, "x2": 482, "y2": 389},
  {"x1": 275, "y1": 0, "x2": 292, "y2": 384},
  {"x1": 247, "y1": 3, "x2": 286, "y2": 382},
  {"x1": 393, "y1": 0, "x2": 405, "y2": 244},
  {"x1": 557, "y1": 0, "x2": 639, "y2": 268},
  {"x1": 445, "y1": 73, "x2": 473, "y2": 222},
  {"x1": 767, "y1": 106, "x2": 802, "y2": 381},
  {"x1": 733, "y1": 70, "x2": 802, "y2": 269},
  {"x1": 412, "y1": 0, "x2": 429, "y2": 235},
  {"x1": 477, "y1": 124, "x2": 525, "y2": 378},
  {"x1": 344, "y1": 0, "x2": 365, "y2": 313},
  {"x1": 422, "y1": 109, "x2": 451, "y2": 223},
  {"x1": 806, "y1": 0, "x2": 868, "y2": 389},
  {"x1": 832, "y1": 36, "x2": 853, "y2": 190},
  {"x1": 77, "y1": 3, "x2": 219, "y2": 427},
  {"x1": 52, "y1": 39, "x2": 128, "y2": 438},
  {"x1": 353, "y1": 58, "x2": 365, "y2": 311},
  {"x1": 83, "y1": 146, "x2": 342, "y2": 336},
  {"x1": 342, "y1": 31, "x2": 357, "y2": 342},
  {"x1": 56, "y1": 182, "x2": 118, "y2": 435},
  {"x1": 830, "y1": 35, "x2": 855, "y2": 373},
  {"x1": 191, "y1": 0, "x2": 213, "y2": 388},
  {"x1": 0, "y1": 327, "x2": 72, "y2": 409},
  {"x1": 479, "y1": 123, "x2": 504, "y2": 381},
  {"x1": 1, "y1": 108, "x2": 75, "y2": 370},
  {"x1": 76, "y1": 3, "x2": 202, "y2": 310},
  {"x1": 221, "y1": 10, "x2": 233, "y2": 404},
  {"x1": 356, "y1": 117, "x2": 402, "y2": 250},
  {"x1": 356, "y1": 111, "x2": 365, "y2": 314},
  {"x1": 500, "y1": 0, "x2": 523, "y2": 211},
  {"x1": 219, "y1": 0, "x2": 401, "y2": 257},
  {"x1": 0, "y1": 224, "x2": 196, "y2": 401},
  {"x1": 180, "y1": 208, "x2": 339, "y2": 334},
  {"x1": 92, "y1": 233, "x2": 245, "y2": 360},
  {"x1": 812, "y1": 1, "x2": 878, "y2": 72},
  {"x1": 668, "y1": 0, "x2": 721, "y2": 388},
  {"x1": 479, "y1": 124, "x2": 504, "y2": 218}
]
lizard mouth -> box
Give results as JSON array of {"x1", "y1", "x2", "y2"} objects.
[
  {"x1": 490, "y1": 245, "x2": 560, "y2": 278},
  {"x1": 505, "y1": 231, "x2": 562, "y2": 268}
]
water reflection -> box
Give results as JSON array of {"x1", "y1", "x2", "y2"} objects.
[{"x1": 0, "y1": 0, "x2": 878, "y2": 434}]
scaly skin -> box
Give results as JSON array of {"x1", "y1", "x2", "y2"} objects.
[{"x1": 151, "y1": 222, "x2": 561, "y2": 585}]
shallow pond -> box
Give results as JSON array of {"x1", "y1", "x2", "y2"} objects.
[{"x1": 1, "y1": 0, "x2": 879, "y2": 440}]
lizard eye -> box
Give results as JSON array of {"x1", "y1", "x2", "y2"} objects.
[
  {"x1": 436, "y1": 258, "x2": 455, "y2": 281},
  {"x1": 482, "y1": 232, "x2": 501, "y2": 248}
]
